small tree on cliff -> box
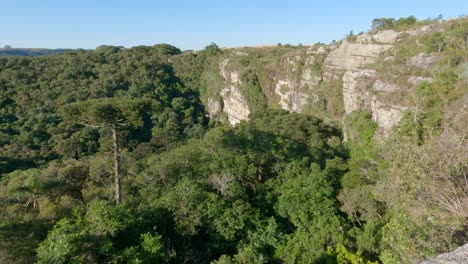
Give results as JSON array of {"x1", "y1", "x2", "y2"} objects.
[{"x1": 61, "y1": 97, "x2": 154, "y2": 204}]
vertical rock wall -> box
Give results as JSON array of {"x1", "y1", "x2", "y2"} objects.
[{"x1": 205, "y1": 24, "x2": 440, "y2": 137}]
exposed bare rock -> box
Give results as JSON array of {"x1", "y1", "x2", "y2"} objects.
[
  {"x1": 305, "y1": 55, "x2": 316, "y2": 65},
  {"x1": 373, "y1": 30, "x2": 400, "y2": 44},
  {"x1": 356, "y1": 33, "x2": 373, "y2": 43},
  {"x1": 356, "y1": 30, "x2": 399, "y2": 44},
  {"x1": 217, "y1": 59, "x2": 250, "y2": 125},
  {"x1": 207, "y1": 98, "x2": 222, "y2": 117},
  {"x1": 208, "y1": 20, "x2": 447, "y2": 136},
  {"x1": 324, "y1": 24, "x2": 441, "y2": 78},
  {"x1": 342, "y1": 69, "x2": 406, "y2": 135},
  {"x1": 420, "y1": 244, "x2": 468, "y2": 264},
  {"x1": 307, "y1": 46, "x2": 327, "y2": 55},
  {"x1": 274, "y1": 79, "x2": 309, "y2": 112},
  {"x1": 342, "y1": 69, "x2": 377, "y2": 113},
  {"x1": 301, "y1": 68, "x2": 322, "y2": 87},
  {"x1": 373, "y1": 80, "x2": 401, "y2": 93},
  {"x1": 220, "y1": 59, "x2": 241, "y2": 84},
  {"x1": 219, "y1": 85, "x2": 250, "y2": 125},
  {"x1": 371, "y1": 96, "x2": 407, "y2": 135},
  {"x1": 219, "y1": 59, "x2": 230, "y2": 80},
  {"x1": 408, "y1": 76, "x2": 434, "y2": 86},
  {"x1": 335, "y1": 25, "x2": 442, "y2": 135},
  {"x1": 234, "y1": 51, "x2": 248, "y2": 56},
  {"x1": 323, "y1": 71, "x2": 339, "y2": 81},
  {"x1": 406, "y1": 24, "x2": 437, "y2": 37},
  {"x1": 269, "y1": 54, "x2": 321, "y2": 112},
  {"x1": 216, "y1": 54, "x2": 323, "y2": 124},
  {"x1": 285, "y1": 55, "x2": 303, "y2": 72},
  {"x1": 407, "y1": 53, "x2": 439, "y2": 70},
  {"x1": 324, "y1": 40, "x2": 393, "y2": 72}
]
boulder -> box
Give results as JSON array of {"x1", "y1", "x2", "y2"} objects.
[
  {"x1": 373, "y1": 80, "x2": 401, "y2": 92},
  {"x1": 407, "y1": 53, "x2": 439, "y2": 70},
  {"x1": 408, "y1": 76, "x2": 434, "y2": 86},
  {"x1": 421, "y1": 244, "x2": 468, "y2": 264}
]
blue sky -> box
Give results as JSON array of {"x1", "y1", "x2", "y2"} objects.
[{"x1": 1, "y1": 0, "x2": 467, "y2": 50}]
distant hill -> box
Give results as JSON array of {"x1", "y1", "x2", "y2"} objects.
[{"x1": 0, "y1": 48, "x2": 73, "y2": 57}]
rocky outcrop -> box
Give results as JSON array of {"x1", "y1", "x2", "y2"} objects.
[
  {"x1": 406, "y1": 24, "x2": 438, "y2": 37},
  {"x1": 212, "y1": 40, "x2": 406, "y2": 133},
  {"x1": 322, "y1": 31, "x2": 396, "y2": 83},
  {"x1": 407, "y1": 53, "x2": 440, "y2": 70},
  {"x1": 274, "y1": 79, "x2": 309, "y2": 112},
  {"x1": 342, "y1": 69, "x2": 377, "y2": 113},
  {"x1": 324, "y1": 40, "x2": 393, "y2": 72},
  {"x1": 217, "y1": 59, "x2": 250, "y2": 125},
  {"x1": 272, "y1": 54, "x2": 320, "y2": 112},
  {"x1": 421, "y1": 244, "x2": 468, "y2": 264},
  {"x1": 219, "y1": 85, "x2": 250, "y2": 125},
  {"x1": 322, "y1": 27, "x2": 414, "y2": 136},
  {"x1": 205, "y1": 22, "x2": 446, "y2": 136},
  {"x1": 207, "y1": 98, "x2": 221, "y2": 116},
  {"x1": 408, "y1": 76, "x2": 434, "y2": 86},
  {"x1": 210, "y1": 53, "x2": 322, "y2": 121},
  {"x1": 373, "y1": 80, "x2": 401, "y2": 93},
  {"x1": 371, "y1": 98, "x2": 407, "y2": 135},
  {"x1": 356, "y1": 30, "x2": 400, "y2": 44},
  {"x1": 373, "y1": 30, "x2": 400, "y2": 44},
  {"x1": 342, "y1": 69, "x2": 407, "y2": 135}
]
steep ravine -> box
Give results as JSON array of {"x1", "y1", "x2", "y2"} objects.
[{"x1": 204, "y1": 22, "x2": 447, "y2": 136}]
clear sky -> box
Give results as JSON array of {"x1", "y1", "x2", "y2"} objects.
[{"x1": 1, "y1": 0, "x2": 467, "y2": 50}]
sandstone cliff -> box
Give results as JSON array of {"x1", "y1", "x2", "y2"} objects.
[{"x1": 203, "y1": 19, "x2": 463, "y2": 138}]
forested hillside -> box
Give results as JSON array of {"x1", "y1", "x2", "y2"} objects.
[
  {"x1": 0, "y1": 47, "x2": 72, "y2": 57},
  {"x1": 0, "y1": 16, "x2": 467, "y2": 263}
]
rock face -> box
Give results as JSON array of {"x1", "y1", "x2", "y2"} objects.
[
  {"x1": 272, "y1": 54, "x2": 320, "y2": 113},
  {"x1": 212, "y1": 54, "x2": 321, "y2": 122},
  {"x1": 373, "y1": 30, "x2": 400, "y2": 44},
  {"x1": 219, "y1": 85, "x2": 250, "y2": 125},
  {"x1": 342, "y1": 69, "x2": 377, "y2": 114},
  {"x1": 207, "y1": 98, "x2": 221, "y2": 116},
  {"x1": 373, "y1": 80, "x2": 401, "y2": 93},
  {"x1": 324, "y1": 40, "x2": 393, "y2": 72},
  {"x1": 218, "y1": 59, "x2": 250, "y2": 125},
  {"x1": 342, "y1": 69, "x2": 406, "y2": 135},
  {"x1": 371, "y1": 98, "x2": 407, "y2": 135},
  {"x1": 205, "y1": 22, "x2": 442, "y2": 137},
  {"x1": 407, "y1": 53, "x2": 440, "y2": 70},
  {"x1": 210, "y1": 37, "x2": 405, "y2": 133},
  {"x1": 274, "y1": 79, "x2": 309, "y2": 112},
  {"x1": 420, "y1": 244, "x2": 468, "y2": 264},
  {"x1": 322, "y1": 29, "x2": 412, "y2": 135}
]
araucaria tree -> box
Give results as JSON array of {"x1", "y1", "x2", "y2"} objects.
[{"x1": 61, "y1": 97, "x2": 154, "y2": 204}]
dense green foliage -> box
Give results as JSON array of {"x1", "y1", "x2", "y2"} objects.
[
  {"x1": 371, "y1": 15, "x2": 441, "y2": 32},
  {"x1": 0, "y1": 44, "x2": 206, "y2": 174},
  {"x1": 0, "y1": 16, "x2": 467, "y2": 264},
  {"x1": 0, "y1": 47, "x2": 72, "y2": 57}
]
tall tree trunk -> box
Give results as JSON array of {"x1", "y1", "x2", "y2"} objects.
[{"x1": 112, "y1": 124, "x2": 121, "y2": 204}]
